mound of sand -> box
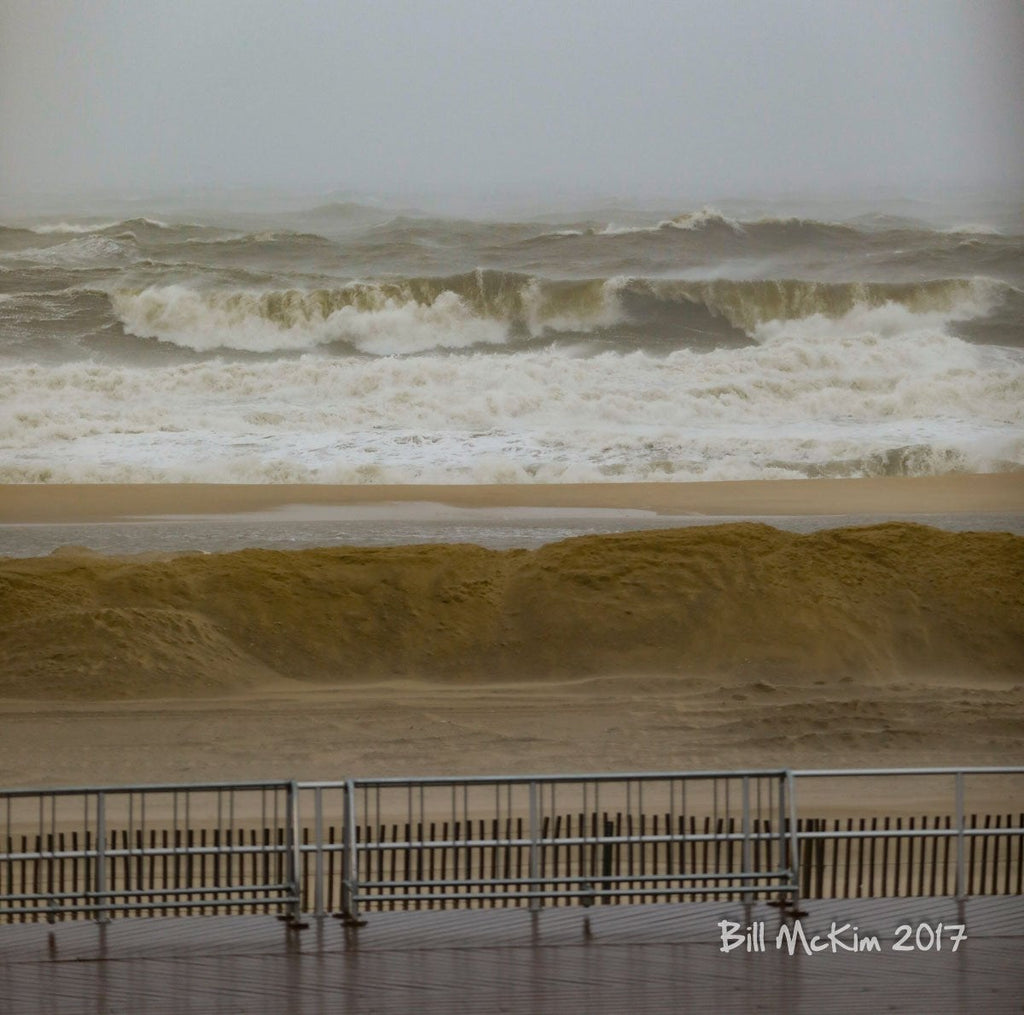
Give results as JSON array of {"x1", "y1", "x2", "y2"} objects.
[{"x1": 1, "y1": 523, "x2": 1021, "y2": 700}]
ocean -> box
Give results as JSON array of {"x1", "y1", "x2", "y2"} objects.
[{"x1": 1, "y1": 194, "x2": 1022, "y2": 485}]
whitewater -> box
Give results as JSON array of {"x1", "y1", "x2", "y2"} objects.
[{"x1": 1, "y1": 197, "x2": 1022, "y2": 483}]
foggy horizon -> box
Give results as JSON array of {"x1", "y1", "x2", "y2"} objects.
[{"x1": 2, "y1": 0, "x2": 1022, "y2": 215}]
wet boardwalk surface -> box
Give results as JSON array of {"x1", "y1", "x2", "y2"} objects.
[{"x1": 2, "y1": 897, "x2": 1022, "y2": 1014}]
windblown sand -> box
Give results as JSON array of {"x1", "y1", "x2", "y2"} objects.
[{"x1": 1, "y1": 513, "x2": 1022, "y2": 790}]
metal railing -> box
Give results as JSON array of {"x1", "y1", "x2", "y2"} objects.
[
  {"x1": 0, "y1": 780, "x2": 302, "y2": 923},
  {"x1": 791, "y1": 767, "x2": 1024, "y2": 900},
  {"x1": 325, "y1": 770, "x2": 795, "y2": 919},
  {"x1": 1, "y1": 767, "x2": 1020, "y2": 924}
]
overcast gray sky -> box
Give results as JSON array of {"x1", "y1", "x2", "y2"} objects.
[{"x1": 1, "y1": 0, "x2": 1021, "y2": 204}]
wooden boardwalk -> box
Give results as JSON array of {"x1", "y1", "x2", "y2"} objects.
[{"x1": 2, "y1": 896, "x2": 1021, "y2": 1014}]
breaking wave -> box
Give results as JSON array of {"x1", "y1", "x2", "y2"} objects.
[
  {"x1": 30, "y1": 218, "x2": 170, "y2": 234},
  {"x1": 107, "y1": 274, "x2": 1008, "y2": 354}
]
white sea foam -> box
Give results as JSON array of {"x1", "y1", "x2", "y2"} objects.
[
  {"x1": 2, "y1": 314, "x2": 1021, "y2": 483},
  {"x1": 518, "y1": 277, "x2": 626, "y2": 335},
  {"x1": 664, "y1": 207, "x2": 746, "y2": 232},
  {"x1": 28, "y1": 218, "x2": 170, "y2": 235},
  {"x1": 942, "y1": 223, "x2": 1004, "y2": 236},
  {"x1": 598, "y1": 207, "x2": 746, "y2": 236},
  {"x1": 8, "y1": 235, "x2": 139, "y2": 267},
  {"x1": 112, "y1": 284, "x2": 509, "y2": 354},
  {"x1": 29, "y1": 221, "x2": 123, "y2": 235}
]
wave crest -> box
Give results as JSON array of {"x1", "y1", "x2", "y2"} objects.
[
  {"x1": 109, "y1": 272, "x2": 1008, "y2": 354},
  {"x1": 109, "y1": 272, "x2": 627, "y2": 353},
  {"x1": 110, "y1": 283, "x2": 505, "y2": 354}
]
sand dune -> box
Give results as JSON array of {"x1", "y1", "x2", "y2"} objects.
[{"x1": 2, "y1": 522, "x2": 1021, "y2": 701}]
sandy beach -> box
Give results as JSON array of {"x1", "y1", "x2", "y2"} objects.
[
  {"x1": 1, "y1": 475, "x2": 1022, "y2": 802},
  {"x1": 2, "y1": 473, "x2": 1022, "y2": 523}
]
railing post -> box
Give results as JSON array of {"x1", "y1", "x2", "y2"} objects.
[
  {"x1": 741, "y1": 776, "x2": 751, "y2": 897},
  {"x1": 313, "y1": 787, "x2": 324, "y2": 918},
  {"x1": 787, "y1": 770, "x2": 800, "y2": 910},
  {"x1": 529, "y1": 780, "x2": 540, "y2": 911},
  {"x1": 286, "y1": 781, "x2": 302, "y2": 922},
  {"x1": 341, "y1": 779, "x2": 360, "y2": 923},
  {"x1": 95, "y1": 791, "x2": 108, "y2": 924},
  {"x1": 955, "y1": 771, "x2": 966, "y2": 901}
]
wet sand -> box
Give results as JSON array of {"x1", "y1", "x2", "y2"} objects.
[{"x1": 1, "y1": 473, "x2": 1022, "y2": 523}]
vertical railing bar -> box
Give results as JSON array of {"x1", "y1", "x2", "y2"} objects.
[
  {"x1": 679, "y1": 779, "x2": 687, "y2": 900},
  {"x1": 776, "y1": 776, "x2": 784, "y2": 892},
  {"x1": 742, "y1": 776, "x2": 751, "y2": 888},
  {"x1": 787, "y1": 771, "x2": 799, "y2": 908},
  {"x1": 342, "y1": 779, "x2": 359, "y2": 922},
  {"x1": 582, "y1": 781, "x2": 589, "y2": 885},
  {"x1": 529, "y1": 780, "x2": 539, "y2": 911},
  {"x1": 314, "y1": 787, "x2": 324, "y2": 918},
  {"x1": 95, "y1": 791, "x2": 107, "y2": 924},
  {"x1": 955, "y1": 771, "x2": 966, "y2": 901},
  {"x1": 287, "y1": 780, "x2": 301, "y2": 921},
  {"x1": 127, "y1": 792, "x2": 134, "y2": 906},
  {"x1": 669, "y1": 779, "x2": 675, "y2": 870}
]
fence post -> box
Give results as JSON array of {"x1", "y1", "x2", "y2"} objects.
[
  {"x1": 95, "y1": 791, "x2": 108, "y2": 924},
  {"x1": 955, "y1": 771, "x2": 966, "y2": 901},
  {"x1": 341, "y1": 779, "x2": 360, "y2": 923},
  {"x1": 528, "y1": 780, "x2": 540, "y2": 912}
]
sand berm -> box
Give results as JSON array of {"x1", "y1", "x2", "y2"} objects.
[{"x1": 2, "y1": 521, "x2": 1022, "y2": 700}]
